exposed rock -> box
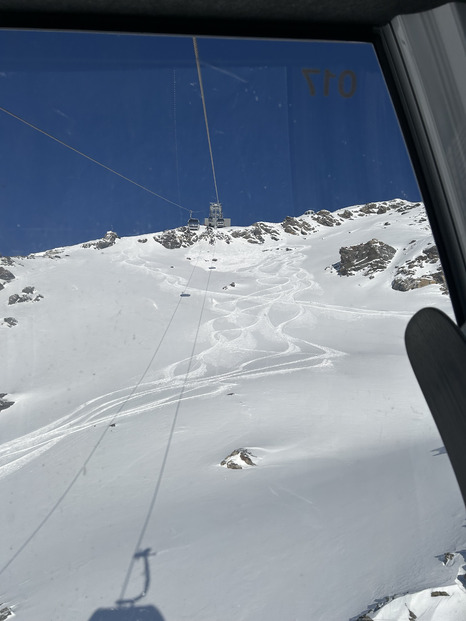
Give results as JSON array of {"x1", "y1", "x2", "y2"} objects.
[
  {"x1": 221, "y1": 448, "x2": 256, "y2": 469},
  {"x1": 281, "y1": 216, "x2": 315, "y2": 235},
  {"x1": 8, "y1": 293, "x2": 28, "y2": 305},
  {"x1": 310, "y1": 210, "x2": 341, "y2": 227},
  {"x1": 431, "y1": 591, "x2": 450, "y2": 597},
  {"x1": 3, "y1": 317, "x2": 18, "y2": 327},
  {"x1": 155, "y1": 226, "x2": 225, "y2": 249},
  {"x1": 138, "y1": 238, "x2": 148, "y2": 243},
  {"x1": 231, "y1": 222, "x2": 281, "y2": 243},
  {"x1": 150, "y1": 199, "x2": 424, "y2": 251},
  {"x1": 392, "y1": 245, "x2": 447, "y2": 293},
  {"x1": 337, "y1": 239, "x2": 396, "y2": 277},
  {"x1": 392, "y1": 272, "x2": 445, "y2": 292},
  {"x1": 0, "y1": 606, "x2": 13, "y2": 620},
  {"x1": 0, "y1": 394, "x2": 15, "y2": 411},
  {"x1": 156, "y1": 230, "x2": 185, "y2": 249},
  {"x1": 443, "y1": 552, "x2": 456, "y2": 566},
  {"x1": 358, "y1": 202, "x2": 379, "y2": 215},
  {"x1": 8, "y1": 289, "x2": 43, "y2": 305},
  {"x1": 0, "y1": 283, "x2": 3, "y2": 291},
  {"x1": 396, "y1": 200, "x2": 421, "y2": 213},
  {"x1": 13, "y1": 286, "x2": 42, "y2": 303},
  {"x1": 44, "y1": 248, "x2": 64, "y2": 259},
  {"x1": 0, "y1": 267, "x2": 15, "y2": 282},
  {"x1": 83, "y1": 230, "x2": 120, "y2": 250},
  {"x1": 340, "y1": 209, "x2": 353, "y2": 219}
]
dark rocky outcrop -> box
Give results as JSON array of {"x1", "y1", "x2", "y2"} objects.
[
  {"x1": 340, "y1": 209, "x2": 353, "y2": 219},
  {"x1": 443, "y1": 552, "x2": 456, "y2": 566},
  {"x1": 0, "y1": 267, "x2": 15, "y2": 282},
  {"x1": 230, "y1": 221, "x2": 281, "y2": 243},
  {"x1": 156, "y1": 230, "x2": 185, "y2": 249},
  {"x1": 311, "y1": 209, "x2": 341, "y2": 227},
  {"x1": 337, "y1": 239, "x2": 396, "y2": 277},
  {"x1": 358, "y1": 202, "x2": 390, "y2": 215},
  {"x1": 0, "y1": 605, "x2": 13, "y2": 620},
  {"x1": 8, "y1": 293, "x2": 28, "y2": 305},
  {"x1": 3, "y1": 317, "x2": 17, "y2": 327},
  {"x1": 391, "y1": 245, "x2": 447, "y2": 293},
  {"x1": 8, "y1": 287, "x2": 43, "y2": 305},
  {"x1": 0, "y1": 394, "x2": 14, "y2": 411},
  {"x1": 155, "y1": 226, "x2": 226, "y2": 249},
  {"x1": 392, "y1": 271, "x2": 446, "y2": 292},
  {"x1": 281, "y1": 216, "x2": 315, "y2": 235},
  {"x1": 83, "y1": 230, "x2": 120, "y2": 250}
]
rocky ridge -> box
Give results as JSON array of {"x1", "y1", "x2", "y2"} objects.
[
  {"x1": 152, "y1": 199, "x2": 424, "y2": 250},
  {"x1": 82, "y1": 230, "x2": 120, "y2": 250},
  {"x1": 0, "y1": 200, "x2": 447, "y2": 305},
  {"x1": 150, "y1": 199, "x2": 445, "y2": 294}
]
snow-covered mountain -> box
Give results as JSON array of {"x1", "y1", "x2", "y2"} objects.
[{"x1": 0, "y1": 199, "x2": 464, "y2": 621}]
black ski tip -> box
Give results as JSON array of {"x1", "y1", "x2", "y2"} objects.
[{"x1": 405, "y1": 307, "x2": 466, "y2": 508}]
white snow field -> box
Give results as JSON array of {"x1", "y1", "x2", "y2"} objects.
[{"x1": 0, "y1": 200, "x2": 465, "y2": 621}]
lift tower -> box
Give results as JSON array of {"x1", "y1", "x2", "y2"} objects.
[{"x1": 205, "y1": 202, "x2": 231, "y2": 228}]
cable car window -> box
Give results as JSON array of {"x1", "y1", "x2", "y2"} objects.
[{"x1": 0, "y1": 30, "x2": 464, "y2": 621}]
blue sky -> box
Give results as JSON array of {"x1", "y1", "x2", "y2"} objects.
[{"x1": 0, "y1": 31, "x2": 420, "y2": 256}]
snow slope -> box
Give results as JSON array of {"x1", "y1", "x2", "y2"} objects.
[{"x1": 0, "y1": 200, "x2": 464, "y2": 621}]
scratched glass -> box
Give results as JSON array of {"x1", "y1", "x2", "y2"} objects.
[{"x1": 0, "y1": 32, "x2": 461, "y2": 621}]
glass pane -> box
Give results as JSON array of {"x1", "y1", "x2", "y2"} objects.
[{"x1": 0, "y1": 31, "x2": 464, "y2": 621}]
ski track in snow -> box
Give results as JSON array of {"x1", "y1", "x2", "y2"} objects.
[{"x1": 0, "y1": 244, "x2": 345, "y2": 480}]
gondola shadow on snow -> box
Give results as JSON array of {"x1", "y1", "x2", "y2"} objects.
[
  {"x1": 88, "y1": 605, "x2": 164, "y2": 620},
  {"x1": 88, "y1": 549, "x2": 165, "y2": 621}
]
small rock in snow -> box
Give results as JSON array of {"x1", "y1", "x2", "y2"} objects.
[
  {"x1": 221, "y1": 448, "x2": 256, "y2": 469},
  {"x1": 0, "y1": 605, "x2": 14, "y2": 620}
]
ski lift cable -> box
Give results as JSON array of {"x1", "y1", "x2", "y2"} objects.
[
  {"x1": 0, "y1": 249, "x2": 206, "y2": 579},
  {"x1": 172, "y1": 68, "x2": 182, "y2": 209},
  {"x1": 119, "y1": 245, "x2": 217, "y2": 603},
  {"x1": 0, "y1": 104, "x2": 191, "y2": 213},
  {"x1": 193, "y1": 37, "x2": 220, "y2": 205}
]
